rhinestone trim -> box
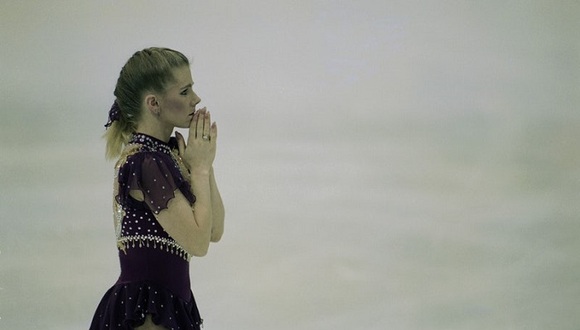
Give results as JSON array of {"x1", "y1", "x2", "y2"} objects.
[{"x1": 117, "y1": 235, "x2": 192, "y2": 260}]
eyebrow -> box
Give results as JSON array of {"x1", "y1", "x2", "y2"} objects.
[{"x1": 180, "y1": 83, "x2": 194, "y2": 90}]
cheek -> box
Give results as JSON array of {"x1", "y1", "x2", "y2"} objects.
[{"x1": 164, "y1": 98, "x2": 187, "y2": 113}]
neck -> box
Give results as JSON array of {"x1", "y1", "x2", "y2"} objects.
[{"x1": 135, "y1": 120, "x2": 173, "y2": 143}]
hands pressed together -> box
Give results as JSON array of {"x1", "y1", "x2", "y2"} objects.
[{"x1": 175, "y1": 107, "x2": 217, "y2": 175}]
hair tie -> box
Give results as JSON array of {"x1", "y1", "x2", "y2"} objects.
[{"x1": 104, "y1": 101, "x2": 121, "y2": 128}]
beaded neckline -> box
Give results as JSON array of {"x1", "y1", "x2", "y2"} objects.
[{"x1": 129, "y1": 133, "x2": 172, "y2": 155}]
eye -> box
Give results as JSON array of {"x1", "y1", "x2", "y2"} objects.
[{"x1": 180, "y1": 89, "x2": 188, "y2": 96}]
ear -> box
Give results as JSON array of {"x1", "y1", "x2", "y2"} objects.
[{"x1": 144, "y1": 94, "x2": 160, "y2": 114}]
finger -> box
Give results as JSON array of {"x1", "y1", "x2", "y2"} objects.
[
  {"x1": 175, "y1": 131, "x2": 186, "y2": 155},
  {"x1": 210, "y1": 122, "x2": 217, "y2": 141},
  {"x1": 203, "y1": 111, "x2": 211, "y2": 138},
  {"x1": 189, "y1": 111, "x2": 198, "y2": 137},
  {"x1": 196, "y1": 108, "x2": 205, "y2": 139}
]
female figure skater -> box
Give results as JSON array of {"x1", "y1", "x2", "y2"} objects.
[{"x1": 90, "y1": 47, "x2": 225, "y2": 329}]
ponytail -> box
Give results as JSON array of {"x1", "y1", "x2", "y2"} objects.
[{"x1": 103, "y1": 118, "x2": 136, "y2": 160}]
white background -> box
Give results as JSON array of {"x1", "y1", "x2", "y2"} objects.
[{"x1": 1, "y1": 1, "x2": 579, "y2": 329}]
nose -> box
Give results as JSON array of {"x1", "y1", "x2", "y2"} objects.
[{"x1": 192, "y1": 91, "x2": 201, "y2": 106}]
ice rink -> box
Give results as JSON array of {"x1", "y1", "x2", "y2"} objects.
[{"x1": 1, "y1": 1, "x2": 579, "y2": 329}]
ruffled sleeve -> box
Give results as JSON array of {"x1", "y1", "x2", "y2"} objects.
[{"x1": 117, "y1": 152, "x2": 195, "y2": 214}]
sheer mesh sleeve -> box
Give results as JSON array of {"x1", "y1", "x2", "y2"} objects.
[{"x1": 117, "y1": 152, "x2": 195, "y2": 214}]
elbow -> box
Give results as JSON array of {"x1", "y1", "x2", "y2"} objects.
[
  {"x1": 210, "y1": 222, "x2": 224, "y2": 242},
  {"x1": 189, "y1": 230, "x2": 220, "y2": 255},
  {"x1": 210, "y1": 213, "x2": 225, "y2": 243},
  {"x1": 191, "y1": 248, "x2": 208, "y2": 257},
  {"x1": 188, "y1": 235, "x2": 211, "y2": 257},
  {"x1": 190, "y1": 244, "x2": 209, "y2": 257},
  {"x1": 210, "y1": 232, "x2": 223, "y2": 243}
]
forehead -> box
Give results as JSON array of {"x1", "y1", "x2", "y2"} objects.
[{"x1": 169, "y1": 66, "x2": 193, "y2": 87}]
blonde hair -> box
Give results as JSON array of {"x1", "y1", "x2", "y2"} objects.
[{"x1": 104, "y1": 47, "x2": 190, "y2": 159}]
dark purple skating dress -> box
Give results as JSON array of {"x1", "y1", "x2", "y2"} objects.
[{"x1": 90, "y1": 133, "x2": 203, "y2": 330}]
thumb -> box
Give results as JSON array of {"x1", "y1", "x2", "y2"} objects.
[{"x1": 175, "y1": 131, "x2": 186, "y2": 155}]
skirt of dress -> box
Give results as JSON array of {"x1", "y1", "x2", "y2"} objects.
[{"x1": 89, "y1": 280, "x2": 203, "y2": 330}]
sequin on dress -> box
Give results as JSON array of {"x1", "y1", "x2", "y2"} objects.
[{"x1": 90, "y1": 133, "x2": 203, "y2": 330}]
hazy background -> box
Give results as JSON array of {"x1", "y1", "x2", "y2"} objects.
[{"x1": 1, "y1": 1, "x2": 579, "y2": 329}]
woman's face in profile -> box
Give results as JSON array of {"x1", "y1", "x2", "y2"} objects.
[{"x1": 158, "y1": 66, "x2": 201, "y2": 129}]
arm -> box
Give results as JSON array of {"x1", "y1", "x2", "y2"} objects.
[
  {"x1": 167, "y1": 108, "x2": 218, "y2": 255},
  {"x1": 152, "y1": 183, "x2": 212, "y2": 257},
  {"x1": 129, "y1": 168, "x2": 213, "y2": 257},
  {"x1": 209, "y1": 167, "x2": 225, "y2": 242},
  {"x1": 152, "y1": 166, "x2": 223, "y2": 256}
]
